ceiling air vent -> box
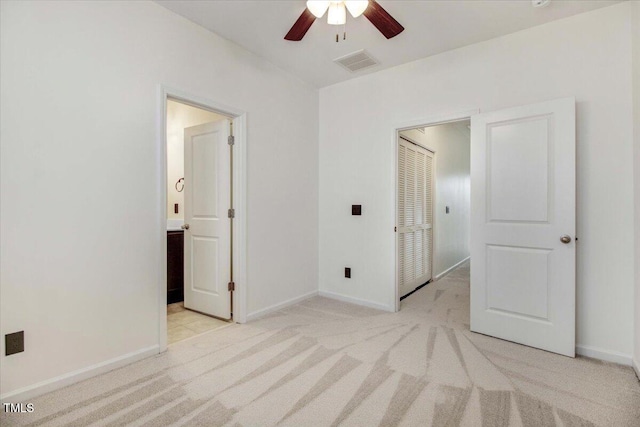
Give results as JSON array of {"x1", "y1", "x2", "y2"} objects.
[{"x1": 334, "y1": 50, "x2": 378, "y2": 73}]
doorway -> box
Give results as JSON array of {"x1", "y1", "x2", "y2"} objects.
[
  {"x1": 397, "y1": 120, "x2": 471, "y2": 301},
  {"x1": 158, "y1": 88, "x2": 248, "y2": 351},
  {"x1": 165, "y1": 99, "x2": 232, "y2": 344},
  {"x1": 394, "y1": 98, "x2": 576, "y2": 358}
]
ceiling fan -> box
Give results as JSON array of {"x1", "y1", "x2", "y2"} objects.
[{"x1": 285, "y1": 1, "x2": 404, "y2": 42}]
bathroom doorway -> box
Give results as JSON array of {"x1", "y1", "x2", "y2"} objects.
[{"x1": 165, "y1": 98, "x2": 232, "y2": 344}]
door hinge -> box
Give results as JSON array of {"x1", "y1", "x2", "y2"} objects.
[
  {"x1": 228, "y1": 281, "x2": 235, "y2": 291},
  {"x1": 228, "y1": 208, "x2": 235, "y2": 218},
  {"x1": 228, "y1": 135, "x2": 235, "y2": 145}
]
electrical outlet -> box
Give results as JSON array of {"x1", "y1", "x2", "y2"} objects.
[
  {"x1": 446, "y1": 206, "x2": 450, "y2": 214},
  {"x1": 5, "y1": 331, "x2": 24, "y2": 356},
  {"x1": 345, "y1": 268, "x2": 351, "y2": 278}
]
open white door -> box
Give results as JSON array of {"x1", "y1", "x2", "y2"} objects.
[
  {"x1": 398, "y1": 137, "x2": 434, "y2": 298},
  {"x1": 470, "y1": 98, "x2": 575, "y2": 357},
  {"x1": 183, "y1": 119, "x2": 231, "y2": 319}
]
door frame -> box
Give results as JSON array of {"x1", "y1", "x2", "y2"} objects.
[
  {"x1": 157, "y1": 85, "x2": 248, "y2": 352},
  {"x1": 392, "y1": 109, "x2": 478, "y2": 312}
]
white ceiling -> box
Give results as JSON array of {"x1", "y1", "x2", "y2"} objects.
[{"x1": 155, "y1": 0, "x2": 621, "y2": 88}]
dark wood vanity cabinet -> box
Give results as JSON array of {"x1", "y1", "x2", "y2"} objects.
[{"x1": 167, "y1": 230, "x2": 184, "y2": 304}]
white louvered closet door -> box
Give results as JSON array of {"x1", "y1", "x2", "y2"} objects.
[{"x1": 398, "y1": 138, "x2": 434, "y2": 299}]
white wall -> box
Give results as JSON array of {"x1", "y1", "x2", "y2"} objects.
[
  {"x1": 400, "y1": 122, "x2": 471, "y2": 278},
  {"x1": 633, "y1": 0, "x2": 640, "y2": 376},
  {"x1": 319, "y1": 3, "x2": 635, "y2": 361},
  {"x1": 0, "y1": 1, "x2": 318, "y2": 397},
  {"x1": 166, "y1": 100, "x2": 226, "y2": 220}
]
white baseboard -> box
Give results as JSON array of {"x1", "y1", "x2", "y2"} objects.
[
  {"x1": 318, "y1": 290, "x2": 393, "y2": 312},
  {"x1": 633, "y1": 358, "x2": 640, "y2": 380},
  {"x1": 245, "y1": 290, "x2": 318, "y2": 322},
  {"x1": 575, "y1": 344, "x2": 633, "y2": 366},
  {"x1": 435, "y1": 256, "x2": 470, "y2": 280},
  {"x1": 0, "y1": 345, "x2": 160, "y2": 402}
]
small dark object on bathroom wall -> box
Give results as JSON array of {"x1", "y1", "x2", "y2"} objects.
[{"x1": 175, "y1": 177, "x2": 184, "y2": 192}]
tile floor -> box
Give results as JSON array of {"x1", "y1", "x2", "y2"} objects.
[{"x1": 167, "y1": 302, "x2": 230, "y2": 344}]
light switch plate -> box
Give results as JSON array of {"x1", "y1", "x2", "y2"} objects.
[{"x1": 5, "y1": 331, "x2": 24, "y2": 356}]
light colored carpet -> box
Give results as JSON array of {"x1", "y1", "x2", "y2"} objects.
[{"x1": 2, "y1": 261, "x2": 639, "y2": 426}]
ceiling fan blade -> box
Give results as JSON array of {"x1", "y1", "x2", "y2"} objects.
[
  {"x1": 284, "y1": 8, "x2": 316, "y2": 41},
  {"x1": 363, "y1": 0, "x2": 404, "y2": 39}
]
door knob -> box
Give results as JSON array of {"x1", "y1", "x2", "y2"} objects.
[
  {"x1": 181, "y1": 223, "x2": 190, "y2": 230},
  {"x1": 560, "y1": 235, "x2": 571, "y2": 244}
]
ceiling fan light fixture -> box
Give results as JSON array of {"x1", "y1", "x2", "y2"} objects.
[
  {"x1": 345, "y1": 1, "x2": 369, "y2": 18},
  {"x1": 306, "y1": 1, "x2": 330, "y2": 18},
  {"x1": 285, "y1": 0, "x2": 403, "y2": 42},
  {"x1": 327, "y1": 2, "x2": 347, "y2": 25}
]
